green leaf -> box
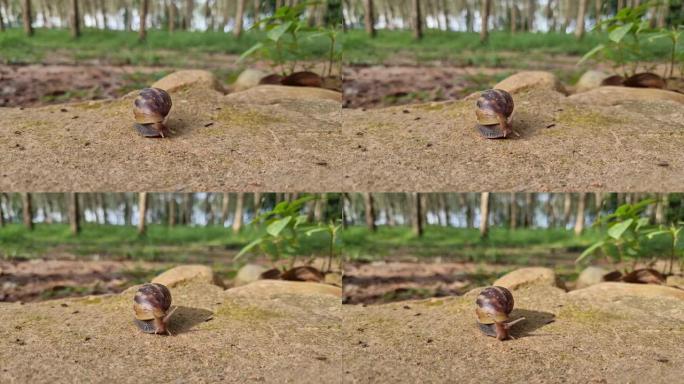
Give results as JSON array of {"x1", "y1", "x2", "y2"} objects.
[
  {"x1": 239, "y1": 42, "x2": 264, "y2": 61},
  {"x1": 609, "y1": 23, "x2": 633, "y2": 43},
  {"x1": 579, "y1": 44, "x2": 605, "y2": 65},
  {"x1": 267, "y1": 21, "x2": 293, "y2": 42},
  {"x1": 267, "y1": 217, "x2": 292, "y2": 237},
  {"x1": 235, "y1": 238, "x2": 263, "y2": 260},
  {"x1": 608, "y1": 219, "x2": 633, "y2": 240},
  {"x1": 305, "y1": 227, "x2": 328, "y2": 236},
  {"x1": 577, "y1": 241, "x2": 605, "y2": 263}
]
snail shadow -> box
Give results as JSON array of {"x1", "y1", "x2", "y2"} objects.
[
  {"x1": 166, "y1": 118, "x2": 192, "y2": 138},
  {"x1": 508, "y1": 308, "x2": 556, "y2": 339},
  {"x1": 508, "y1": 111, "x2": 540, "y2": 140},
  {"x1": 169, "y1": 306, "x2": 214, "y2": 335}
]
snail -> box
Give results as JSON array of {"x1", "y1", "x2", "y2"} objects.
[
  {"x1": 623, "y1": 73, "x2": 666, "y2": 89},
  {"x1": 475, "y1": 286, "x2": 525, "y2": 340},
  {"x1": 133, "y1": 283, "x2": 177, "y2": 335},
  {"x1": 133, "y1": 88, "x2": 172, "y2": 138},
  {"x1": 475, "y1": 89, "x2": 515, "y2": 139},
  {"x1": 281, "y1": 71, "x2": 323, "y2": 88}
]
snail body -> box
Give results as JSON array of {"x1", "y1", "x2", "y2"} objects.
[
  {"x1": 133, "y1": 88, "x2": 172, "y2": 138},
  {"x1": 133, "y1": 283, "x2": 176, "y2": 335},
  {"x1": 475, "y1": 89, "x2": 515, "y2": 139},
  {"x1": 475, "y1": 286, "x2": 525, "y2": 340}
]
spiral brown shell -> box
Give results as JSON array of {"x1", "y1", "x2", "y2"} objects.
[
  {"x1": 133, "y1": 283, "x2": 172, "y2": 321},
  {"x1": 475, "y1": 286, "x2": 513, "y2": 325},
  {"x1": 475, "y1": 89, "x2": 514, "y2": 126},
  {"x1": 133, "y1": 88, "x2": 172, "y2": 125},
  {"x1": 623, "y1": 73, "x2": 666, "y2": 89}
]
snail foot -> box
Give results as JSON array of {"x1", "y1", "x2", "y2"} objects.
[
  {"x1": 476, "y1": 124, "x2": 507, "y2": 139},
  {"x1": 134, "y1": 123, "x2": 167, "y2": 138}
]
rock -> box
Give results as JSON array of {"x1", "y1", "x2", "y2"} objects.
[
  {"x1": 232, "y1": 68, "x2": 268, "y2": 92},
  {"x1": 666, "y1": 275, "x2": 684, "y2": 289},
  {"x1": 494, "y1": 71, "x2": 566, "y2": 94},
  {"x1": 493, "y1": 267, "x2": 561, "y2": 290},
  {"x1": 575, "y1": 70, "x2": 610, "y2": 93},
  {"x1": 151, "y1": 70, "x2": 222, "y2": 92},
  {"x1": 0, "y1": 281, "x2": 341, "y2": 383},
  {"x1": 569, "y1": 282, "x2": 684, "y2": 300},
  {"x1": 228, "y1": 279, "x2": 342, "y2": 298},
  {"x1": 281, "y1": 266, "x2": 324, "y2": 282},
  {"x1": 324, "y1": 272, "x2": 342, "y2": 287},
  {"x1": 568, "y1": 85, "x2": 684, "y2": 105},
  {"x1": 151, "y1": 265, "x2": 221, "y2": 288},
  {"x1": 234, "y1": 263, "x2": 268, "y2": 286},
  {"x1": 576, "y1": 266, "x2": 610, "y2": 289},
  {"x1": 226, "y1": 84, "x2": 342, "y2": 104}
]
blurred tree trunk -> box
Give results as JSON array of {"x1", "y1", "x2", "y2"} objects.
[
  {"x1": 411, "y1": 0, "x2": 422, "y2": 40},
  {"x1": 411, "y1": 192, "x2": 423, "y2": 237},
  {"x1": 480, "y1": 0, "x2": 490, "y2": 43},
  {"x1": 168, "y1": 195, "x2": 177, "y2": 227},
  {"x1": 253, "y1": 0, "x2": 261, "y2": 25},
  {"x1": 524, "y1": 193, "x2": 534, "y2": 228},
  {"x1": 253, "y1": 192, "x2": 262, "y2": 216},
  {"x1": 70, "y1": 0, "x2": 80, "y2": 37},
  {"x1": 139, "y1": 0, "x2": 148, "y2": 41},
  {"x1": 232, "y1": 193, "x2": 244, "y2": 233},
  {"x1": 276, "y1": 0, "x2": 283, "y2": 9},
  {"x1": 655, "y1": 194, "x2": 668, "y2": 224},
  {"x1": 22, "y1": 193, "x2": 33, "y2": 230},
  {"x1": 480, "y1": 192, "x2": 490, "y2": 238},
  {"x1": 138, "y1": 192, "x2": 148, "y2": 235},
  {"x1": 510, "y1": 2, "x2": 517, "y2": 33},
  {"x1": 98, "y1": 0, "x2": 107, "y2": 29},
  {"x1": 387, "y1": 199, "x2": 396, "y2": 226},
  {"x1": 0, "y1": 194, "x2": 5, "y2": 227},
  {"x1": 510, "y1": 193, "x2": 518, "y2": 229},
  {"x1": 441, "y1": 194, "x2": 450, "y2": 227},
  {"x1": 314, "y1": 193, "x2": 326, "y2": 222},
  {"x1": 363, "y1": 193, "x2": 376, "y2": 231},
  {"x1": 185, "y1": 0, "x2": 193, "y2": 30},
  {"x1": 617, "y1": 0, "x2": 625, "y2": 11},
  {"x1": 526, "y1": 0, "x2": 535, "y2": 31},
  {"x1": 234, "y1": 0, "x2": 245, "y2": 37},
  {"x1": 169, "y1": 0, "x2": 176, "y2": 32},
  {"x1": 574, "y1": 193, "x2": 587, "y2": 236},
  {"x1": 99, "y1": 193, "x2": 108, "y2": 224},
  {"x1": 22, "y1": 0, "x2": 33, "y2": 36},
  {"x1": 441, "y1": 0, "x2": 450, "y2": 31},
  {"x1": 464, "y1": 194, "x2": 474, "y2": 228},
  {"x1": 656, "y1": 1, "x2": 668, "y2": 28},
  {"x1": 465, "y1": 4, "x2": 473, "y2": 32},
  {"x1": 562, "y1": 193, "x2": 572, "y2": 227},
  {"x1": 68, "y1": 193, "x2": 80, "y2": 235},
  {"x1": 575, "y1": 0, "x2": 587, "y2": 39},
  {"x1": 220, "y1": 193, "x2": 230, "y2": 225},
  {"x1": 363, "y1": 0, "x2": 375, "y2": 37},
  {"x1": 594, "y1": 0, "x2": 602, "y2": 23}
]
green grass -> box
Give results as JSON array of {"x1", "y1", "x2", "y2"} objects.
[
  {"x1": 342, "y1": 29, "x2": 674, "y2": 66},
  {"x1": 340, "y1": 225, "x2": 674, "y2": 266},
  {"x1": 0, "y1": 27, "x2": 332, "y2": 66},
  {"x1": 0, "y1": 223, "x2": 332, "y2": 263}
]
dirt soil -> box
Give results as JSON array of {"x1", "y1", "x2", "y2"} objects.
[
  {"x1": 341, "y1": 84, "x2": 684, "y2": 191},
  {"x1": 0, "y1": 259, "x2": 169, "y2": 302},
  {"x1": 0, "y1": 280, "x2": 342, "y2": 383},
  {"x1": 0, "y1": 72, "x2": 346, "y2": 191},
  {"x1": 341, "y1": 284, "x2": 684, "y2": 383}
]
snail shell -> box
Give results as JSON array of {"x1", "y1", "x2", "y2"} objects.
[
  {"x1": 133, "y1": 88, "x2": 172, "y2": 138},
  {"x1": 476, "y1": 286, "x2": 523, "y2": 340},
  {"x1": 133, "y1": 283, "x2": 174, "y2": 335},
  {"x1": 623, "y1": 73, "x2": 666, "y2": 89},
  {"x1": 475, "y1": 89, "x2": 514, "y2": 139}
]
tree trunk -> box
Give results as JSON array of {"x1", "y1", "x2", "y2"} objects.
[
  {"x1": 655, "y1": 194, "x2": 667, "y2": 224},
  {"x1": 363, "y1": 193, "x2": 376, "y2": 232},
  {"x1": 168, "y1": 195, "x2": 177, "y2": 227},
  {"x1": 138, "y1": 193, "x2": 148, "y2": 235},
  {"x1": 562, "y1": 193, "x2": 572, "y2": 227},
  {"x1": 575, "y1": 0, "x2": 587, "y2": 39},
  {"x1": 139, "y1": 0, "x2": 148, "y2": 41},
  {"x1": 594, "y1": 0, "x2": 602, "y2": 23},
  {"x1": 0, "y1": 194, "x2": 4, "y2": 226},
  {"x1": 234, "y1": 0, "x2": 245, "y2": 37},
  {"x1": 363, "y1": 0, "x2": 375, "y2": 37},
  {"x1": 169, "y1": 0, "x2": 176, "y2": 32},
  {"x1": 185, "y1": 0, "x2": 193, "y2": 30},
  {"x1": 480, "y1": 192, "x2": 490, "y2": 238},
  {"x1": 480, "y1": 0, "x2": 491, "y2": 43},
  {"x1": 232, "y1": 193, "x2": 244, "y2": 233},
  {"x1": 98, "y1": 0, "x2": 107, "y2": 29},
  {"x1": 511, "y1": 3, "x2": 517, "y2": 33},
  {"x1": 253, "y1": 0, "x2": 261, "y2": 25},
  {"x1": 0, "y1": 1, "x2": 5, "y2": 32},
  {"x1": 22, "y1": 0, "x2": 33, "y2": 36},
  {"x1": 221, "y1": 193, "x2": 230, "y2": 225},
  {"x1": 253, "y1": 192, "x2": 262, "y2": 216},
  {"x1": 314, "y1": 193, "x2": 326, "y2": 222},
  {"x1": 524, "y1": 193, "x2": 534, "y2": 228},
  {"x1": 22, "y1": 193, "x2": 33, "y2": 230},
  {"x1": 411, "y1": 0, "x2": 422, "y2": 40},
  {"x1": 68, "y1": 193, "x2": 80, "y2": 235},
  {"x1": 411, "y1": 192, "x2": 423, "y2": 237},
  {"x1": 574, "y1": 193, "x2": 587, "y2": 236},
  {"x1": 441, "y1": 194, "x2": 450, "y2": 226},
  {"x1": 510, "y1": 193, "x2": 518, "y2": 229},
  {"x1": 70, "y1": 0, "x2": 80, "y2": 37}
]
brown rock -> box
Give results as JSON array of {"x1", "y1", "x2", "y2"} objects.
[
  {"x1": 569, "y1": 282, "x2": 684, "y2": 300},
  {"x1": 228, "y1": 279, "x2": 342, "y2": 298},
  {"x1": 575, "y1": 70, "x2": 610, "y2": 93},
  {"x1": 568, "y1": 86, "x2": 684, "y2": 105},
  {"x1": 152, "y1": 70, "x2": 222, "y2": 92},
  {"x1": 226, "y1": 84, "x2": 342, "y2": 103},
  {"x1": 494, "y1": 71, "x2": 566, "y2": 94},
  {"x1": 232, "y1": 68, "x2": 269, "y2": 92},
  {"x1": 151, "y1": 265, "x2": 222, "y2": 288},
  {"x1": 234, "y1": 263, "x2": 269, "y2": 286},
  {"x1": 666, "y1": 275, "x2": 684, "y2": 289},
  {"x1": 576, "y1": 266, "x2": 610, "y2": 289},
  {"x1": 493, "y1": 267, "x2": 561, "y2": 290}
]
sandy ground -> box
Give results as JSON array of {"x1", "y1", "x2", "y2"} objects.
[
  {"x1": 341, "y1": 86, "x2": 684, "y2": 191},
  {"x1": 341, "y1": 284, "x2": 684, "y2": 383},
  {"x1": 0, "y1": 280, "x2": 342, "y2": 383}
]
